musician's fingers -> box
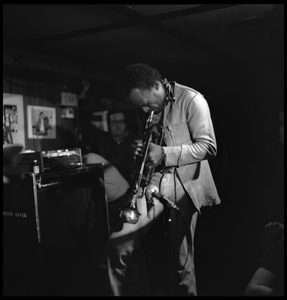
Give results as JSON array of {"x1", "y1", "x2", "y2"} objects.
[
  {"x1": 135, "y1": 186, "x2": 143, "y2": 197},
  {"x1": 133, "y1": 147, "x2": 144, "y2": 161},
  {"x1": 131, "y1": 143, "x2": 142, "y2": 151},
  {"x1": 132, "y1": 140, "x2": 143, "y2": 156},
  {"x1": 132, "y1": 139, "x2": 143, "y2": 147},
  {"x1": 145, "y1": 163, "x2": 154, "y2": 169}
]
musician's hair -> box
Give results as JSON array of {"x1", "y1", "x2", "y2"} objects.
[{"x1": 116, "y1": 63, "x2": 162, "y2": 102}]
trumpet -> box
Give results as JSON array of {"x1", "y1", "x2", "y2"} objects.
[{"x1": 120, "y1": 111, "x2": 155, "y2": 224}]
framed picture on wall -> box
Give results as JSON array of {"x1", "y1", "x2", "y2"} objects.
[
  {"x1": 27, "y1": 105, "x2": 56, "y2": 139},
  {"x1": 3, "y1": 93, "x2": 26, "y2": 148}
]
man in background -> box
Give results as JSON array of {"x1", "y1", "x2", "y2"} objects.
[
  {"x1": 244, "y1": 222, "x2": 284, "y2": 296},
  {"x1": 78, "y1": 82, "x2": 139, "y2": 233},
  {"x1": 78, "y1": 82, "x2": 138, "y2": 186}
]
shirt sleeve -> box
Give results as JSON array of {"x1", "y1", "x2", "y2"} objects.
[{"x1": 163, "y1": 93, "x2": 217, "y2": 167}]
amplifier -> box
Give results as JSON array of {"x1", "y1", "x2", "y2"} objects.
[
  {"x1": 3, "y1": 165, "x2": 109, "y2": 296},
  {"x1": 10, "y1": 148, "x2": 82, "y2": 174},
  {"x1": 41, "y1": 148, "x2": 82, "y2": 172}
]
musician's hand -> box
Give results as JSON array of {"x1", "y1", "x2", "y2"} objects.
[
  {"x1": 146, "y1": 143, "x2": 165, "y2": 169},
  {"x1": 132, "y1": 139, "x2": 143, "y2": 161},
  {"x1": 265, "y1": 222, "x2": 284, "y2": 230},
  {"x1": 263, "y1": 222, "x2": 284, "y2": 243}
]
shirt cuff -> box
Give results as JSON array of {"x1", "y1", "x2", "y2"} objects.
[{"x1": 163, "y1": 146, "x2": 181, "y2": 167}]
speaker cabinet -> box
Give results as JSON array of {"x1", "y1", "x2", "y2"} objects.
[{"x1": 3, "y1": 164, "x2": 109, "y2": 296}]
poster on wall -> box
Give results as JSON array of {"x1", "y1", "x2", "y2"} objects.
[
  {"x1": 27, "y1": 105, "x2": 56, "y2": 139},
  {"x1": 3, "y1": 93, "x2": 26, "y2": 148}
]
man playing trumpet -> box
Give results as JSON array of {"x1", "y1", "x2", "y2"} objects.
[{"x1": 105, "y1": 63, "x2": 221, "y2": 296}]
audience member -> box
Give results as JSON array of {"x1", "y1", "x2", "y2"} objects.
[
  {"x1": 83, "y1": 153, "x2": 130, "y2": 233},
  {"x1": 77, "y1": 81, "x2": 142, "y2": 231},
  {"x1": 78, "y1": 84, "x2": 138, "y2": 185},
  {"x1": 3, "y1": 143, "x2": 24, "y2": 184},
  {"x1": 244, "y1": 221, "x2": 284, "y2": 296}
]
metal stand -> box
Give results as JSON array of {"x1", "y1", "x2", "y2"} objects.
[{"x1": 162, "y1": 202, "x2": 174, "y2": 296}]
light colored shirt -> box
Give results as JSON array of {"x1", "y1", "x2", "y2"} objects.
[{"x1": 83, "y1": 153, "x2": 130, "y2": 202}]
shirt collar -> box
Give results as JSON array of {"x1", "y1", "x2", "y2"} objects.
[{"x1": 161, "y1": 78, "x2": 176, "y2": 104}]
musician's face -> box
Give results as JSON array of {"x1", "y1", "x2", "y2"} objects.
[{"x1": 128, "y1": 81, "x2": 166, "y2": 114}]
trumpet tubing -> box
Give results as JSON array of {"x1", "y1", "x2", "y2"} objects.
[{"x1": 120, "y1": 111, "x2": 155, "y2": 224}]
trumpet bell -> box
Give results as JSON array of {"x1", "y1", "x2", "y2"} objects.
[{"x1": 120, "y1": 198, "x2": 141, "y2": 224}]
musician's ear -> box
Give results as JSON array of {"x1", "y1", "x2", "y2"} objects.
[{"x1": 153, "y1": 82, "x2": 159, "y2": 90}]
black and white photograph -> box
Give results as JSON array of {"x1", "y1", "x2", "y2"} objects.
[
  {"x1": 3, "y1": 4, "x2": 284, "y2": 297},
  {"x1": 27, "y1": 105, "x2": 56, "y2": 139},
  {"x1": 3, "y1": 93, "x2": 25, "y2": 147}
]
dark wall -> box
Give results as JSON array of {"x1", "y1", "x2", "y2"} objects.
[
  {"x1": 188, "y1": 55, "x2": 284, "y2": 296},
  {"x1": 3, "y1": 76, "x2": 121, "y2": 152},
  {"x1": 3, "y1": 78, "x2": 76, "y2": 151}
]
